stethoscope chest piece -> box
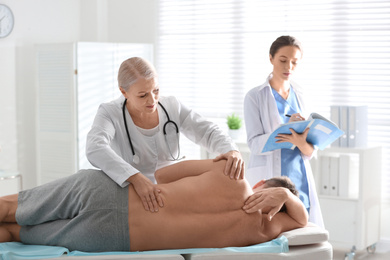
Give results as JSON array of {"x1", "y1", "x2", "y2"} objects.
[{"x1": 132, "y1": 154, "x2": 140, "y2": 164}]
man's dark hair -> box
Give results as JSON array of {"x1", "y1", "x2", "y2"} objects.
[{"x1": 264, "y1": 176, "x2": 300, "y2": 212}]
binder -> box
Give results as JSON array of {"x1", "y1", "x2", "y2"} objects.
[
  {"x1": 329, "y1": 156, "x2": 339, "y2": 196},
  {"x1": 320, "y1": 156, "x2": 330, "y2": 195},
  {"x1": 348, "y1": 154, "x2": 360, "y2": 199},
  {"x1": 338, "y1": 154, "x2": 351, "y2": 198},
  {"x1": 339, "y1": 106, "x2": 349, "y2": 147},
  {"x1": 330, "y1": 106, "x2": 340, "y2": 147},
  {"x1": 348, "y1": 106, "x2": 368, "y2": 147}
]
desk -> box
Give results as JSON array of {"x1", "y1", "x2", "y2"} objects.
[{"x1": 0, "y1": 171, "x2": 22, "y2": 196}]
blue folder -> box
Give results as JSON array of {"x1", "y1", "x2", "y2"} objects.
[{"x1": 262, "y1": 113, "x2": 344, "y2": 153}]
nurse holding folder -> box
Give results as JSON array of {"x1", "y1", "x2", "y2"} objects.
[{"x1": 244, "y1": 35, "x2": 324, "y2": 228}]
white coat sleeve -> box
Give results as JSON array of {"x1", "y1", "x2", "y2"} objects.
[
  {"x1": 175, "y1": 98, "x2": 238, "y2": 155},
  {"x1": 244, "y1": 90, "x2": 273, "y2": 155},
  {"x1": 86, "y1": 105, "x2": 139, "y2": 187}
]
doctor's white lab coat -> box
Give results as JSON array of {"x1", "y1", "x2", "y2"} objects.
[
  {"x1": 86, "y1": 95, "x2": 237, "y2": 187},
  {"x1": 244, "y1": 75, "x2": 324, "y2": 228}
]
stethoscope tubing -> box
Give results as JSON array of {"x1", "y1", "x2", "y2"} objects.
[
  {"x1": 122, "y1": 99, "x2": 181, "y2": 163},
  {"x1": 122, "y1": 99, "x2": 136, "y2": 158}
]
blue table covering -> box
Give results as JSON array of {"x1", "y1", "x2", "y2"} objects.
[{"x1": 0, "y1": 236, "x2": 288, "y2": 260}]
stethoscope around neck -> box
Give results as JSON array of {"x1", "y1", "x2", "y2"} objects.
[{"x1": 122, "y1": 99, "x2": 183, "y2": 164}]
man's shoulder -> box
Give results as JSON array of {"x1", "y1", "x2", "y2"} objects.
[{"x1": 264, "y1": 211, "x2": 304, "y2": 240}]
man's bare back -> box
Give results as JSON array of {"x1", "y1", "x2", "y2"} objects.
[{"x1": 128, "y1": 160, "x2": 292, "y2": 251}]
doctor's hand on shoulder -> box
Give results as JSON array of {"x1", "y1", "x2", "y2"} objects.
[
  {"x1": 128, "y1": 173, "x2": 164, "y2": 213},
  {"x1": 213, "y1": 150, "x2": 245, "y2": 180}
]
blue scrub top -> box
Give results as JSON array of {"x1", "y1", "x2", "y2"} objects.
[{"x1": 272, "y1": 87, "x2": 310, "y2": 213}]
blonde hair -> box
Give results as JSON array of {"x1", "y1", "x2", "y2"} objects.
[{"x1": 117, "y1": 57, "x2": 157, "y2": 91}]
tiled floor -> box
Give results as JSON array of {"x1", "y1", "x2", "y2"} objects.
[{"x1": 333, "y1": 248, "x2": 390, "y2": 260}]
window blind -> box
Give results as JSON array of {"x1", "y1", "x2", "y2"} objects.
[{"x1": 156, "y1": 0, "x2": 390, "y2": 202}]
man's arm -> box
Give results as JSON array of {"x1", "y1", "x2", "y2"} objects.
[
  {"x1": 155, "y1": 159, "x2": 217, "y2": 184},
  {"x1": 244, "y1": 187, "x2": 308, "y2": 240},
  {"x1": 277, "y1": 188, "x2": 308, "y2": 227},
  {"x1": 243, "y1": 187, "x2": 308, "y2": 226}
]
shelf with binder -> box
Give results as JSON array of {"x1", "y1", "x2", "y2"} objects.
[
  {"x1": 311, "y1": 146, "x2": 382, "y2": 251},
  {"x1": 330, "y1": 105, "x2": 367, "y2": 148}
]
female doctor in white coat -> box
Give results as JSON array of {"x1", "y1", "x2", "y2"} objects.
[
  {"x1": 87, "y1": 57, "x2": 244, "y2": 213},
  {"x1": 243, "y1": 36, "x2": 323, "y2": 228}
]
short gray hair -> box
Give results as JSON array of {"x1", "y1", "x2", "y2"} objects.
[{"x1": 117, "y1": 57, "x2": 157, "y2": 91}]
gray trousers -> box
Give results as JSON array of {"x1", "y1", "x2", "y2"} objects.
[{"x1": 16, "y1": 169, "x2": 130, "y2": 252}]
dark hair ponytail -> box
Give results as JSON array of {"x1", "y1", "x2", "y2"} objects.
[{"x1": 269, "y1": 35, "x2": 302, "y2": 58}]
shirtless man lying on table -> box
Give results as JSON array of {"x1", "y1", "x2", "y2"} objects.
[{"x1": 0, "y1": 159, "x2": 308, "y2": 252}]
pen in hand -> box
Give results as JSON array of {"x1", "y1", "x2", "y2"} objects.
[{"x1": 285, "y1": 114, "x2": 305, "y2": 121}]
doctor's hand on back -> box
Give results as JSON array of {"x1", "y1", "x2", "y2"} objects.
[
  {"x1": 128, "y1": 172, "x2": 164, "y2": 212},
  {"x1": 86, "y1": 57, "x2": 245, "y2": 213}
]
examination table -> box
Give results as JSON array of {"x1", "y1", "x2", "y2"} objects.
[{"x1": 0, "y1": 223, "x2": 332, "y2": 260}]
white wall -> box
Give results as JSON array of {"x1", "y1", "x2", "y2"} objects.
[
  {"x1": 0, "y1": 0, "x2": 156, "y2": 189},
  {"x1": 0, "y1": 44, "x2": 16, "y2": 172}
]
